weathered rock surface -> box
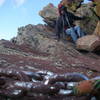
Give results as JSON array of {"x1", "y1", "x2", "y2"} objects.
[
  {"x1": 39, "y1": 3, "x2": 58, "y2": 20},
  {"x1": 10, "y1": 23, "x2": 100, "y2": 75},
  {"x1": 94, "y1": 0, "x2": 100, "y2": 17},
  {"x1": 39, "y1": 3, "x2": 98, "y2": 35},
  {"x1": 39, "y1": 3, "x2": 58, "y2": 27},
  {"x1": 76, "y1": 35, "x2": 100, "y2": 51},
  {"x1": 94, "y1": 21, "x2": 100, "y2": 36},
  {"x1": 0, "y1": 30, "x2": 99, "y2": 78},
  {"x1": 61, "y1": 0, "x2": 84, "y2": 12},
  {"x1": 76, "y1": 3, "x2": 98, "y2": 34},
  {"x1": 1, "y1": 26, "x2": 100, "y2": 100},
  {"x1": 11, "y1": 24, "x2": 57, "y2": 54}
]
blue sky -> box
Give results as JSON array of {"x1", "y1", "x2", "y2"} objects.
[{"x1": 0, "y1": 0, "x2": 89, "y2": 40}]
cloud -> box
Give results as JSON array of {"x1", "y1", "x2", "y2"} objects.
[
  {"x1": 0, "y1": 0, "x2": 5, "y2": 6},
  {"x1": 14, "y1": 0, "x2": 26, "y2": 7}
]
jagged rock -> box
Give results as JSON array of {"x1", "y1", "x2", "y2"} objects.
[
  {"x1": 39, "y1": 3, "x2": 58, "y2": 20},
  {"x1": 11, "y1": 24, "x2": 58, "y2": 54},
  {"x1": 39, "y1": 3, "x2": 98, "y2": 35},
  {"x1": 76, "y1": 35, "x2": 100, "y2": 51},
  {"x1": 76, "y1": 3, "x2": 98, "y2": 34},
  {"x1": 1, "y1": 38, "x2": 100, "y2": 74},
  {"x1": 94, "y1": 21, "x2": 100, "y2": 36},
  {"x1": 39, "y1": 3, "x2": 58, "y2": 27},
  {"x1": 94, "y1": 0, "x2": 100, "y2": 17},
  {"x1": 61, "y1": 0, "x2": 84, "y2": 12}
]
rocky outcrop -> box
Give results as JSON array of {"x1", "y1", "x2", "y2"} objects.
[
  {"x1": 10, "y1": 8, "x2": 100, "y2": 77},
  {"x1": 94, "y1": 21, "x2": 100, "y2": 36},
  {"x1": 1, "y1": 38, "x2": 100, "y2": 100},
  {"x1": 61, "y1": 0, "x2": 84, "y2": 12},
  {"x1": 39, "y1": 3, "x2": 98, "y2": 35},
  {"x1": 39, "y1": 3, "x2": 58, "y2": 20},
  {"x1": 75, "y1": 3, "x2": 98, "y2": 34},
  {"x1": 94, "y1": 0, "x2": 100, "y2": 17},
  {"x1": 76, "y1": 35, "x2": 100, "y2": 51},
  {"x1": 11, "y1": 24, "x2": 58, "y2": 54},
  {"x1": 0, "y1": 39, "x2": 100, "y2": 77},
  {"x1": 39, "y1": 3, "x2": 58, "y2": 27}
]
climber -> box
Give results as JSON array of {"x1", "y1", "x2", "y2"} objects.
[{"x1": 56, "y1": 0, "x2": 86, "y2": 42}]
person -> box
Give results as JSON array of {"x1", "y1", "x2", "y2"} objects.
[{"x1": 56, "y1": 0, "x2": 86, "y2": 42}]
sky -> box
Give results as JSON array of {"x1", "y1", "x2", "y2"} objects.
[{"x1": 0, "y1": 0, "x2": 89, "y2": 40}]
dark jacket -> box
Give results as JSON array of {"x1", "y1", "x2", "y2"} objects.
[
  {"x1": 59, "y1": 5, "x2": 83, "y2": 27},
  {"x1": 63, "y1": 10, "x2": 83, "y2": 27}
]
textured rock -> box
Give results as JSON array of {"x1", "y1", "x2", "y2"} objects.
[
  {"x1": 39, "y1": 3, "x2": 58, "y2": 20},
  {"x1": 39, "y1": 3, "x2": 58, "y2": 27},
  {"x1": 61, "y1": 0, "x2": 84, "y2": 11},
  {"x1": 11, "y1": 24, "x2": 57, "y2": 54},
  {"x1": 1, "y1": 39, "x2": 100, "y2": 76},
  {"x1": 94, "y1": 21, "x2": 100, "y2": 36},
  {"x1": 94, "y1": 0, "x2": 100, "y2": 17},
  {"x1": 39, "y1": 3, "x2": 98, "y2": 35},
  {"x1": 76, "y1": 3, "x2": 98, "y2": 34},
  {"x1": 10, "y1": 23, "x2": 100, "y2": 76},
  {"x1": 76, "y1": 35, "x2": 100, "y2": 51},
  {"x1": 1, "y1": 28, "x2": 100, "y2": 100}
]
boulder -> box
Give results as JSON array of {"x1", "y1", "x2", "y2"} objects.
[
  {"x1": 76, "y1": 3, "x2": 98, "y2": 34},
  {"x1": 76, "y1": 35, "x2": 100, "y2": 51},
  {"x1": 94, "y1": 21, "x2": 100, "y2": 36},
  {"x1": 39, "y1": 3, "x2": 58, "y2": 27},
  {"x1": 61, "y1": 0, "x2": 84, "y2": 12},
  {"x1": 11, "y1": 24, "x2": 58, "y2": 54},
  {"x1": 94, "y1": 0, "x2": 100, "y2": 17},
  {"x1": 39, "y1": 3, "x2": 58, "y2": 20}
]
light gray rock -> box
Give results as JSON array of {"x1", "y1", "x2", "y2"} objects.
[
  {"x1": 39, "y1": 3, "x2": 58, "y2": 20},
  {"x1": 11, "y1": 24, "x2": 58, "y2": 54}
]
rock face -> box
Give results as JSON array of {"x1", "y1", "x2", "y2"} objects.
[
  {"x1": 39, "y1": 3, "x2": 58, "y2": 27},
  {"x1": 94, "y1": 21, "x2": 100, "y2": 36},
  {"x1": 76, "y1": 35, "x2": 100, "y2": 51},
  {"x1": 94, "y1": 0, "x2": 100, "y2": 17},
  {"x1": 76, "y1": 3, "x2": 98, "y2": 34},
  {"x1": 9, "y1": 23, "x2": 100, "y2": 76},
  {"x1": 61, "y1": 0, "x2": 84, "y2": 12},
  {"x1": 11, "y1": 24, "x2": 58, "y2": 54},
  {"x1": 39, "y1": 3, "x2": 58, "y2": 20},
  {"x1": 1, "y1": 38, "x2": 100, "y2": 99},
  {"x1": 39, "y1": 3, "x2": 98, "y2": 35}
]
